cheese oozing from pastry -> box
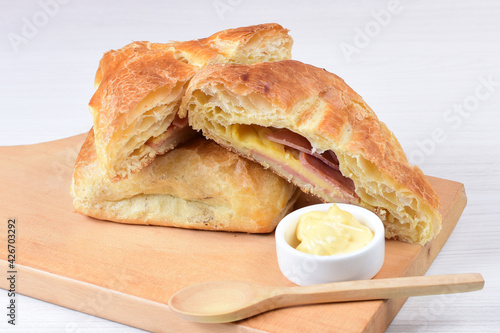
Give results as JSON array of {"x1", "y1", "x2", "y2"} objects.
[{"x1": 223, "y1": 123, "x2": 359, "y2": 204}]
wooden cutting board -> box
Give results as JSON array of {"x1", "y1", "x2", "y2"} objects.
[{"x1": 0, "y1": 134, "x2": 467, "y2": 333}]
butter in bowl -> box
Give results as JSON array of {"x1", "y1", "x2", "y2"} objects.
[{"x1": 275, "y1": 203, "x2": 385, "y2": 286}]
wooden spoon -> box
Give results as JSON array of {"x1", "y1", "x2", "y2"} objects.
[{"x1": 168, "y1": 273, "x2": 484, "y2": 323}]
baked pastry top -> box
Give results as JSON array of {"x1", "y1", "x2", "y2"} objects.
[
  {"x1": 89, "y1": 23, "x2": 293, "y2": 181},
  {"x1": 180, "y1": 60, "x2": 442, "y2": 244},
  {"x1": 71, "y1": 129, "x2": 299, "y2": 233}
]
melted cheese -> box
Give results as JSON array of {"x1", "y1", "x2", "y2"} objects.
[
  {"x1": 221, "y1": 123, "x2": 358, "y2": 203},
  {"x1": 229, "y1": 124, "x2": 304, "y2": 171},
  {"x1": 230, "y1": 124, "x2": 288, "y2": 157}
]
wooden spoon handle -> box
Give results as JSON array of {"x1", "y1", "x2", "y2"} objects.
[{"x1": 279, "y1": 273, "x2": 484, "y2": 307}]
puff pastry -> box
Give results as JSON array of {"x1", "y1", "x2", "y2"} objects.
[
  {"x1": 71, "y1": 129, "x2": 299, "y2": 233},
  {"x1": 180, "y1": 60, "x2": 442, "y2": 244},
  {"x1": 89, "y1": 23, "x2": 293, "y2": 181}
]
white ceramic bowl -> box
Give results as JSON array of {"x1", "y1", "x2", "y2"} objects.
[{"x1": 275, "y1": 203, "x2": 385, "y2": 286}]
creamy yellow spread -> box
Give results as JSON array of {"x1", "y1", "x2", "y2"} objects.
[{"x1": 295, "y1": 204, "x2": 373, "y2": 256}]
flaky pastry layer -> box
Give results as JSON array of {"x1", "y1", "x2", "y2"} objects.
[
  {"x1": 71, "y1": 129, "x2": 299, "y2": 233},
  {"x1": 89, "y1": 23, "x2": 293, "y2": 181}
]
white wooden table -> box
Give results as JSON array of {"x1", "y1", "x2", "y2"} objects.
[{"x1": 1, "y1": 0, "x2": 499, "y2": 331}]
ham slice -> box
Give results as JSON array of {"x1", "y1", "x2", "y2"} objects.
[
  {"x1": 266, "y1": 128, "x2": 312, "y2": 153},
  {"x1": 323, "y1": 150, "x2": 339, "y2": 167},
  {"x1": 314, "y1": 150, "x2": 339, "y2": 170},
  {"x1": 265, "y1": 127, "x2": 357, "y2": 202},
  {"x1": 266, "y1": 128, "x2": 339, "y2": 170},
  {"x1": 299, "y1": 152, "x2": 357, "y2": 202}
]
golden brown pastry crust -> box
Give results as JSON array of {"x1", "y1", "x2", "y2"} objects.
[
  {"x1": 71, "y1": 129, "x2": 298, "y2": 233},
  {"x1": 94, "y1": 23, "x2": 292, "y2": 88},
  {"x1": 89, "y1": 24, "x2": 292, "y2": 181},
  {"x1": 180, "y1": 60, "x2": 442, "y2": 244}
]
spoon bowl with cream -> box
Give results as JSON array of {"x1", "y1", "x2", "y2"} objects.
[{"x1": 275, "y1": 203, "x2": 385, "y2": 286}]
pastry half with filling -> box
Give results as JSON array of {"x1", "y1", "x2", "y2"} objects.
[
  {"x1": 71, "y1": 129, "x2": 299, "y2": 233},
  {"x1": 89, "y1": 23, "x2": 293, "y2": 181},
  {"x1": 179, "y1": 60, "x2": 442, "y2": 244}
]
